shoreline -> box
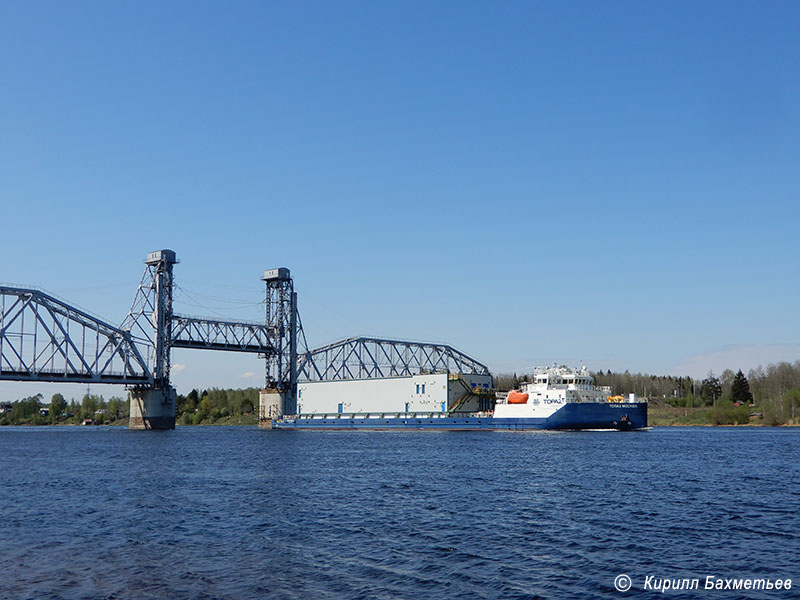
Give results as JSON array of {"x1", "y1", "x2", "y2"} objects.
[{"x1": 2, "y1": 421, "x2": 799, "y2": 428}]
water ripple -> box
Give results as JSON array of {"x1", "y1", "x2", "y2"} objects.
[{"x1": 0, "y1": 426, "x2": 798, "y2": 599}]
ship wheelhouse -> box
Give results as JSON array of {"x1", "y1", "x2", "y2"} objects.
[{"x1": 518, "y1": 365, "x2": 608, "y2": 403}]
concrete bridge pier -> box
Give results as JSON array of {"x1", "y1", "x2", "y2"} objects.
[
  {"x1": 129, "y1": 386, "x2": 177, "y2": 430},
  {"x1": 258, "y1": 388, "x2": 285, "y2": 429}
]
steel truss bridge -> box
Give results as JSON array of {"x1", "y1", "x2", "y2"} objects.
[
  {"x1": 1, "y1": 259, "x2": 279, "y2": 388},
  {"x1": 0, "y1": 250, "x2": 286, "y2": 409},
  {"x1": 0, "y1": 287, "x2": 151, "y2": 385},
  {"x1": 0, "y1": 249, "x2": 490, "y2": 427},
  {"x1": 297, "y1": 336, "x2": 489, "y2": 382}
]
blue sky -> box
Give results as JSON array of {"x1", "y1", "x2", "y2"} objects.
[{"x1": 1, "y1": 1, "x2": 799, "y2": 402}]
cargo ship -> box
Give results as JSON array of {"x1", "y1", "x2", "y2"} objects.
[{"x1": 273, "y1": 365, "x2": 647, "y2": 431}]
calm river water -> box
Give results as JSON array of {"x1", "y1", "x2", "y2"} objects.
[{"x1": 1, "y1": 426, "x2": 798, "y2": 599}]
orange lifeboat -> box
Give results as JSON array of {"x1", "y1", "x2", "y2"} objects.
[{"x1": 507, "y1": 391, "x2": 529, "y2": 404}]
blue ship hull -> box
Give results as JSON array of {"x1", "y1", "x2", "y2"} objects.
[{"x1": 275, "y1": 402, "x2": 647, "y2": 431}]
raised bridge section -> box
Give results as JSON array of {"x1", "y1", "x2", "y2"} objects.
[{"x1": 170, "y1": 315, "x2": 273, "y2": 354}]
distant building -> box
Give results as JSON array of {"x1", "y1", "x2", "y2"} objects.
[{"x1": 0, "y1": 403, "x2": 11, "y2": 414}]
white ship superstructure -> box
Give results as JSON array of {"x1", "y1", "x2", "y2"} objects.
[{"x1": 493, "y1": 365, "x2": 638, "y2": 420}]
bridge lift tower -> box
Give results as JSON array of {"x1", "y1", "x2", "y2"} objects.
[
  {"x1": 259, "y1": 267, "x2": 300, "y2": 424},
  {"x1": 125, "y1": 250, "x2": 179, "y2": 429}
]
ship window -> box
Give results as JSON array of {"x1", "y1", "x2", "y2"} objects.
[
  {"x1": 416, "y1": 384, "x2": 420, "y2": 394},
  {"x1": 422, "y1": 384, "x2": 425, "y2": 394}
]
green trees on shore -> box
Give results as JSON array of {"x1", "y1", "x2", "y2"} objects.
[
  {"x1": 176, "y1": 387, "x2": 258, "y2": 425},
  {"x1": 731, "y1": 370, "x2": 753, "y2": 405},
  {"x1": 700, "y1": 375, "x2": 722, "y2": 406},
  {"x1": 0, "y1": 394, "x2": 47, "y2": 425},
  {"x1": 0, "y1": 393, "x2": 128, "y2": 425},
  {"x1": 590, "y1": 365, "x2": 800, "y2": 425},
  {"x1": 0, "y1": 387, "x2": 260, "y2": 426},
  {"x1": 49, "y1": 394, "x2": 67, "y2": 424}
]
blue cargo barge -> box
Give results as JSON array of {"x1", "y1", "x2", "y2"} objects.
[{"x1": 273, "y1": 365, "x2": 647, "y2": 431}]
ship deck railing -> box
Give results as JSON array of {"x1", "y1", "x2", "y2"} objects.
[{"x1": 295, "y1": 411, "x2": 493, "y2": 420}]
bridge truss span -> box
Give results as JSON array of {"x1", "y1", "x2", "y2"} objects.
[
  {"x1": 296, "y1": 336, "x2": 490, "y2": 382},
  {"x1": 0, "y1": 286, "x2": 152, "y2": 384},
  {"x1": 170, "y1": 315, "x2": 274, "y2": 354}
]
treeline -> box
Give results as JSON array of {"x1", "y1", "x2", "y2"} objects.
[
  {"x1": 0, "y1": 387, "x2": 261, "y2": 426},
  {"x1": 176, "y1": 388, "x2": 259, "y2": 425},
  {"x1": 0, "y1": 393, "x2": 128, "y2": 426},
  {"x1": 593, "y1": 364, "x2": 800, "y2": 425},
  {"x1": 495, "y1": 361, "x2": 800, "y2": 426}
]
